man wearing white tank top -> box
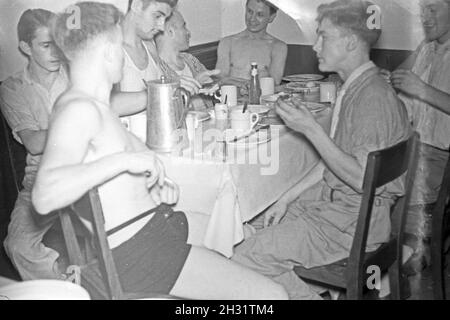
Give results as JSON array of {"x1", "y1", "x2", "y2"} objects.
[{"x1": 118, "y1": 0, "x2": 202, "y2": 141}]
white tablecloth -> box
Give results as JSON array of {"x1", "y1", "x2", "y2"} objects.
[{"x1": 158, "y1": 109, "x2": 331, "y2": 257}]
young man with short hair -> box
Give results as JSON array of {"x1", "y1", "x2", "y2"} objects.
[
  {"x1": 0, "y1": 7, "x2": 153, "y2": 280},
  {"x1": 32, "y1": 1, "x2": 287, "y2": 300},
  {"x1": 119, "y1": 0, "x2": 216, "y2": 140},
  {"x1": 155, "y1": 10, "x2": 219, "y2": 110},
  {"x1": 215, "y1": 0, "x2": 288, "y2": 87},
  {"x1": 0, "y1": 9, "x2": 69, "y2": 280},
  {"x1": 232, "y1": 0, "x2": 411, "y2": 299}
]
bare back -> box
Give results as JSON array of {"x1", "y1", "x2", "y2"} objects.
[{"x1": 47, "y1": 91, "x2": 158, "y2": 248}]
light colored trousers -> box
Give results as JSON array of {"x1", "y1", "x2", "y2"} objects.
[{"x1": 3, "y1": 188, "x2": 62, "y2": 280}]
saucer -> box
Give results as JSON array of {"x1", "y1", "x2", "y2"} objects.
[{"x1": 247, "y1": 105, "x2": 271, "y2": 115}]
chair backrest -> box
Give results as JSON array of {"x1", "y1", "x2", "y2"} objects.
[
  {"x1": 59, "y1": 189, "x2": 124, "y2": 300},
  {"x1": 348, "y1": 132, "x2": 420, "y2": 275}
]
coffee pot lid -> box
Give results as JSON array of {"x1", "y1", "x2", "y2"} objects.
[{"x1": 145, "y1": 75, "x2": 180, "y2": 87}]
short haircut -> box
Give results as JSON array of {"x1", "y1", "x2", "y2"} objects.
[
  {"x1": 52, "y1": 2, "x2": 123, "y2": 60},
  {"x1": 317, "y1": 0, "x2": 381, "y2": 48},
  {"x1": 17, "y1": 9, "x2": 56, "y2": 44},
  {"x1": 246, "y1": 0, "x2": 278, "y2": 16},
  {"x1": 127, "y1": 0, "x2": 178, "y2": 11}
]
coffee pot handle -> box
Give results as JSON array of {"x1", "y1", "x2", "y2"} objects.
[{"x1": 174, "y1": 87, "x2": 192, "y2": 129}]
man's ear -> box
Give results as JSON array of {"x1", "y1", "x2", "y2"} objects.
[
  {"x1": 346, "y1": 34, "x2": 359, "y2": 52},
  {"x1": 19, "y1": 41, "x2": 32, "y2": 56},
  {"x1": 104, "y1": 42, "x2": 114, "y2": 64},
  {"x1": 130, "y1": 0, "x2": 143, "y2": 14}
]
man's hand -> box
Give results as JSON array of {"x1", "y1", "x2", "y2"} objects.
[
  {"x1": 391, "y1": 69, "x2": 427, "y2": 99},
  {"x1": 264, "y1": 200, "x2": 288, "y2": 227},
  {"x1": 196, "y1": 69, "x2": 221, "y2": 85},
  {"x1": 276, "y1": 98, "x2": 319, "y2": 135},
  {"x1": 180, "y1": 75, "x2": 202, "y2": 95},
  {"x1": 126, "y1": 150, "x2": 165, "y2": 188},
  {"x1": 379, "y1": 68, "x2": 392, "y2": 84},
  {"x1": 149, "y1": 179, "x2": 180, "y2": 206}
]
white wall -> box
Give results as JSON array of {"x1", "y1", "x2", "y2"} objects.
[{"x1": 0, "y1": 0, "x2": 424, "y2": 80}]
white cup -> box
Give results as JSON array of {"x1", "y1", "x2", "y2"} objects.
[
  {"x1": 230, "y1": 107, "x2": 260, "y2": 132},
  {"x1": 260, "y1": 77, "x2": 275, "y2": 96},
  {"x1": 214, "y1": 85, "x2": 238, "y2": 107},
  {"x1": 214, "y1": 103, "x2": 228, "y2": 120},
  {"x1": 320, "y1": 82, "x2": 337, "y2": 103},
  {"x1": 128, "y1": 112, "x2": 147, "y2": 143}
]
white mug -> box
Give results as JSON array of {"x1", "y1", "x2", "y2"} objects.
[
  {"x1": 128, "y1": 112, "x2": 147, "y2": 143},
  {"x1": 214, "y1": 85, "x2": 238, "y2": 107},
  {"x1": 260, "y1": 77, "x2": 275, "y2": 96},
  {"x1": 320, "y1": 82, "x2": 337, "y2": 103},
  {"x1": 214, "y1": 103, "x2": 228, "y2": 120},
  {"x1": 230, "y1": 108, "x2": 260, "y2": 132}
]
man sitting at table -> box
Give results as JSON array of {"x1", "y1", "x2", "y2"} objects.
[
  {"x1": 31, "y1": 1, "x2": 287, "y2": 300},
  {"x1": 232, "y1": 0, "x2": 411, "y2": 299},
  {"x1": 0, "y1": 7, "x2": 156, "y2": 281},
  {"x1": 118, "y1": 0, "x2": 217, "y2": 139},
  {"x1": 215, "y1": 0, "x2": 288, "y2": 88},
  {"x1": 155, "y1": 10, "x2": 220, "y2": 110}
]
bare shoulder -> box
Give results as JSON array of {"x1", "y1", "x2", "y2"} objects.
[
  {"x1": 268, "y1": 35, "x2": 287, "y2": 50},
  {"x1": 52, "y1": 92, "x2": 103, "y2": 127}
]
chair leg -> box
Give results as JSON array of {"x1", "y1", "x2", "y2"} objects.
[
  {"x1": 431, "y1": 213, "x2": 445, "y2": 300},
  {"x1": 388, "y1": 261, "x2": 401, "y2": 300},
  {"x1": 346, "y1": 279, "x2": 364, "y2": 300}
]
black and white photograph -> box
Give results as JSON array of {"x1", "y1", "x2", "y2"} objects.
[{"x1": 0, "y1": 0, "x2": 449, "y2": 307}]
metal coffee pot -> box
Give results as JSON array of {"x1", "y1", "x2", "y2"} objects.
[{"x1": 144, "y1": 76, "x2": 191, "y2": 153}]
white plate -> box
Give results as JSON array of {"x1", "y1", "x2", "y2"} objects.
[
  {"x1": 226, "y1": 129, "x2": 271, "y2": 147},
  {"x1": 247, "y1": 105, "x2": 270, "y2": 115},
  {"x1": 187, "y1": 111, "x2": 211, "y2": 122},
  {"x1": 283, "y1": 74, "x2": 324, "y2": 82},
  {"x1": 303, "y1": 102, "x2": 329, "y2": 114},
  {"x1": 0, "y1": 280, "x2": 90, "y2": 300}
]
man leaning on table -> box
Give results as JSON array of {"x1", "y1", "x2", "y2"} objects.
[
  {"x1": 380, "y1": 0, "x2": 450, "y2": 271},
  {"x1": 232, "y1": 0, "x2": 411, "y2": 300}
]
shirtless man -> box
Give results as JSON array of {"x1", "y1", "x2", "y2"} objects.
[
  {"x1": 215, "y1": 0, "x2": 288, "y2": 87},
  {"x1": 32, "y1": 2, "x2": 287, "y2": 300},
  {"x1": 0, "y1": 8, "x2": 146, "y2": 280}
]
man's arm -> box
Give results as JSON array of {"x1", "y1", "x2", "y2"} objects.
[
  {"x1": 269, "y1": 41, "x2": 288, "y2": 85},
  {"x1": 110, "y1": 89, "x2": 147, "y2": 117},
  {"x1": 391, "y1": 69, "x2": 450, "y2": 115},
  {"x1": 32, "y1": 100, "x2": 163, "y2": 214},
  {"x1": 17, "y1": 129, "x2": 47, "y2": 155},
  {"x1": 264, "y1": 161, "x2": 325, "y2": 227},
  {"x1": 215, "y1": 38, "x2": 232, "y2": 78},
  {"x1": 277, "y1": 100, "x2": 365, "y2": 192}
]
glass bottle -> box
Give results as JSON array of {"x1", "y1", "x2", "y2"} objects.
[{"x1": 248, "y1": 62, "x2": 261, "y2": 104}]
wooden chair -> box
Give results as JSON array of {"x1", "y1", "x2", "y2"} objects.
[
  {"x1": 431, "y1": 148, "x2": 450, "y2": 300},
  {"x1": 58, "y1": 188, "x2": 176, "y2": 300},
  {"x1": 294, "y1": 133, "x2": 420, "y2": 300}
]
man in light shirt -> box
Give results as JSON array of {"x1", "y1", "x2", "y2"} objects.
[
  {"x1": 232, "y1": 0, "x2": 410, "y2": 299},
  {"x1": 383, "y1": 0, "x2": 450, "y2": 266}
]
